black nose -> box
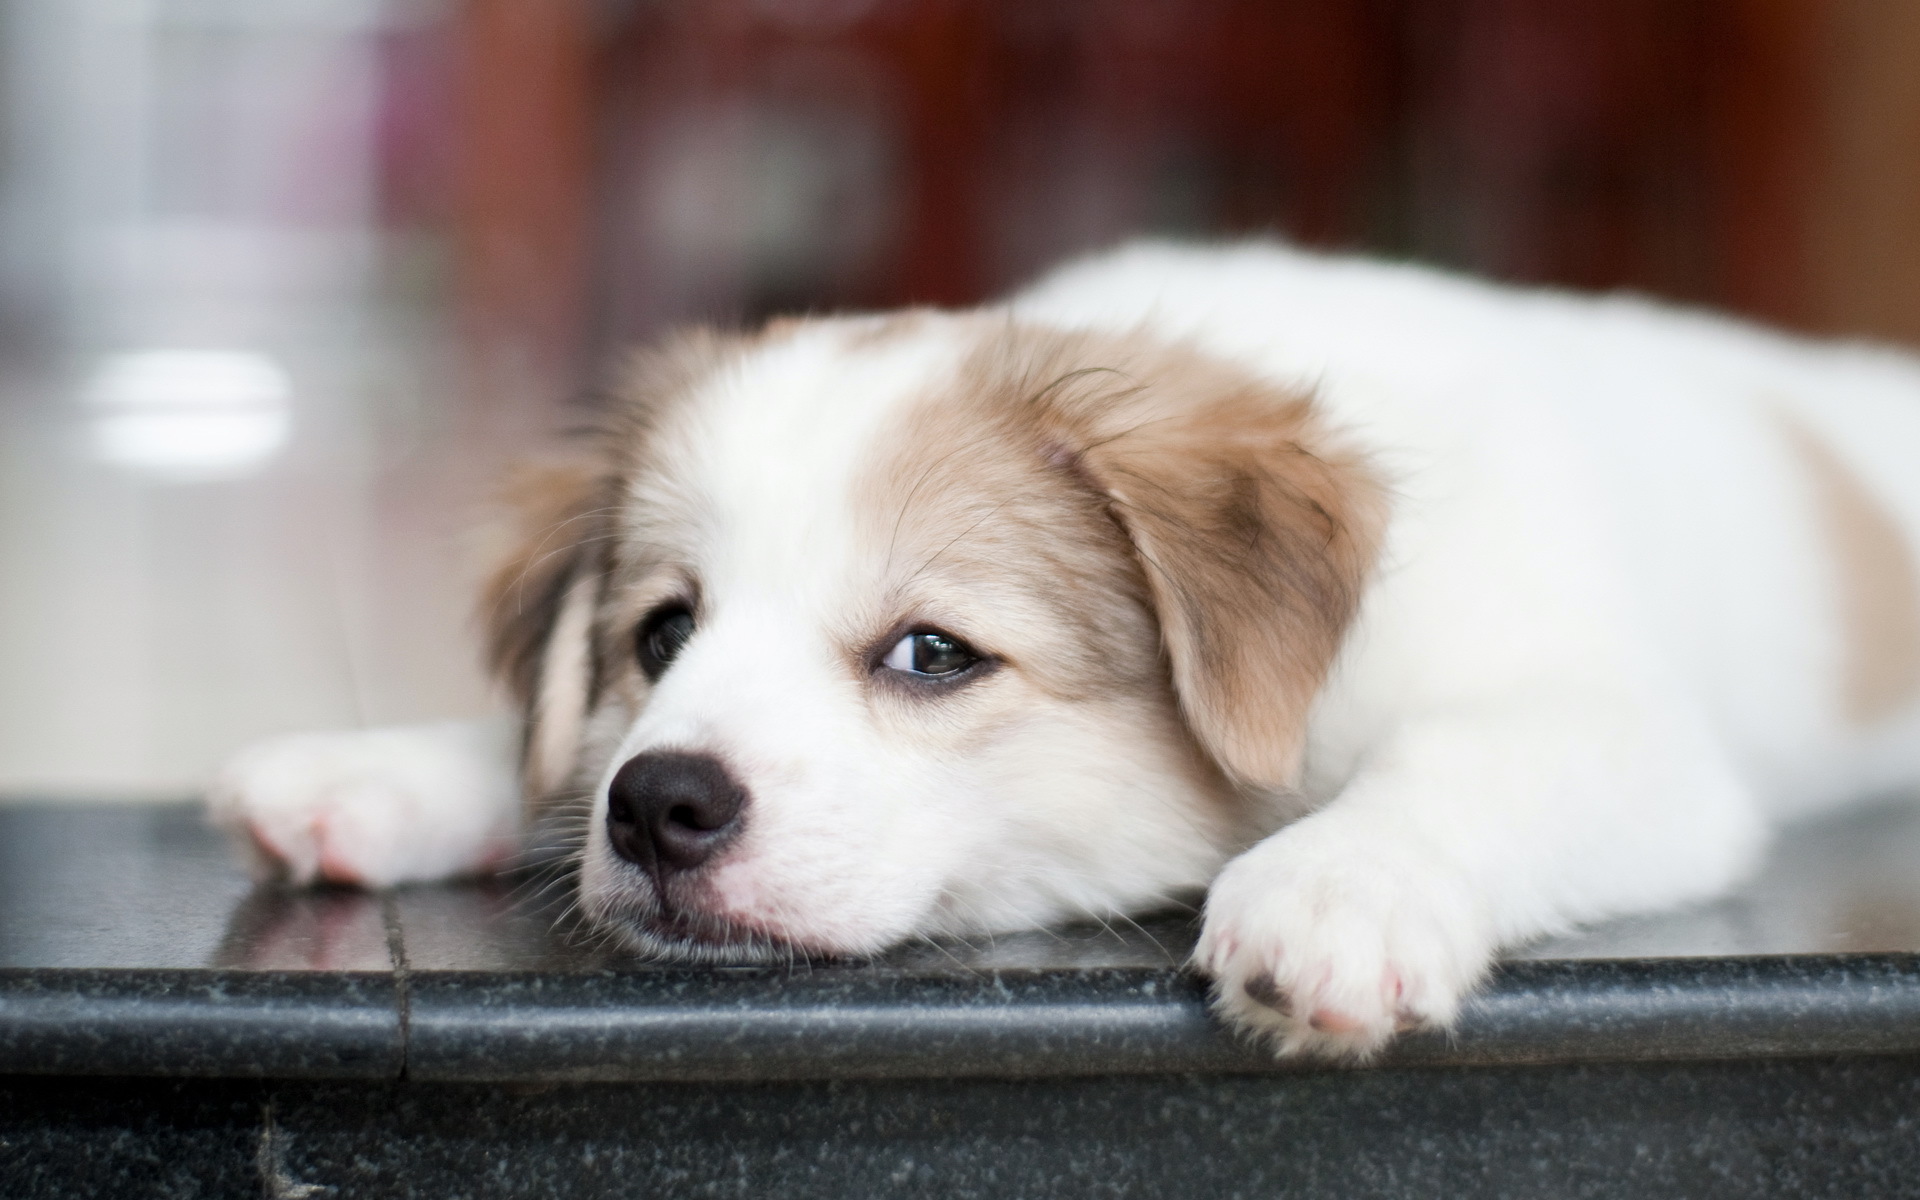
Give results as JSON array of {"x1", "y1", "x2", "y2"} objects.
[{"x1": 604, "y1": 752, "x2": 747, "y2": 874}]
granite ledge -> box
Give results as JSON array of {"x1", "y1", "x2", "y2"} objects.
[
  {"x1": 4, "y1": 801, "x2": 1920, "y2": 1082},
  {"x1": 400, "y1": 953, "x2": 1920, "y2": 1082},
  {"x1": 0, "y1": 969, "x2": 401, "y2": 1079},
  {"x1": 5, "y1": 954, "x2": 1920, "y2": 1083}
]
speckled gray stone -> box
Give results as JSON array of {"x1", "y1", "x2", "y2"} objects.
[
  {"x1": 4, "y1": 799, "x2": 1920, "y2": 1196},
  {"x1": 6, "y1": 1058, "x2": 1920, "y2": 1199},
  {"x1": 399, "y1": 954, "x2": 1920, "y2": 1083},
  {"x1": 0, "y1": 969, "x2": 401, "y2": 1078}
]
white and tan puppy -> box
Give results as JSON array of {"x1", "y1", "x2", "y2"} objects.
[{"x1": 211, "y1": 241, "x2": 1920, "y2": 1056}]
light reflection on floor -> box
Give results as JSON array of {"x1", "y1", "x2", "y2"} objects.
[{"x1": 0, "y1": 352, "x2": 506, "y2": 798}]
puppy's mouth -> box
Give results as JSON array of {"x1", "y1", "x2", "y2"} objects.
[{"x1": 587, "y1": 887, "x2": 819, "y2": 965}]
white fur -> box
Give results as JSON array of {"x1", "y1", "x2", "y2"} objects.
[
  {"x1": 575, "y1": 325, "x2": 1241, "y2": 952},
  {"x1": 212, "y1": 242, "x2": 1920, "y2": 1056},
  {"x1": 207, "y1": 721, "x2": 519, "y2": 888}
]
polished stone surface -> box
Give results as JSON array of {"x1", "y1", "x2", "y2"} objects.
[
  {"x1": 5, "y1": 799, "x2": 1920, "y2": 1198},
  {"x1": 3, "y1": 798, "x2": 1920, "y2": 1081},
  {"x1": 7, "y1": 1058, "x2": 1920, "y2": 1199},
  {"x1": 0, "y1": 804, "x2": 391, "y2": 971},
  {"x1": 6, "y1": 796, "x2": 1920, "y2": 973},
  {"x1": 0, "y1": 971, "x2": 400, "y2": 1078}
]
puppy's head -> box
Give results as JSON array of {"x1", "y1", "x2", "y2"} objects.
[{"x1": 485, "y1": 316, "x2": 1385, "y2": 958}]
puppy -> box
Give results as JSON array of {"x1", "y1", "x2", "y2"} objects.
[{"x1": 211, "y1": 241, "x2": 1920, "y2": 1057}]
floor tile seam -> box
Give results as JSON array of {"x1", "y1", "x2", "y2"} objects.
[{"x1": 381, "y1": 895, "x2": 412, "y2": 1080}]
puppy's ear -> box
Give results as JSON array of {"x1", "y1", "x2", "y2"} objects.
[
  {"x1": 478, "y1": 329, "x2": 746, "y2": 802},
  {"x1": 1029, "y1": 336, "x2": 1388, "y2": 789},
  {"x1": 480, "y1": 455, "x2": 612, "y2": 802}
]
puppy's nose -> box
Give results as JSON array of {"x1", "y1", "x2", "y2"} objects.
[{"x1": 604, "y1": 752, "x2": 747, "y2": 873}]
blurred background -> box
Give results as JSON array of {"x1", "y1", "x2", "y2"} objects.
[{"x1": 0, "y1": 0, "x2": 1916, "y2": 799}]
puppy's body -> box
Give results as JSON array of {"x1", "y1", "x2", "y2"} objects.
[
  {"x1": 213, "y1": 242, "x2": 1920, "y2": 1056},
  {"x1": 1026, "y1": 244, "x2": 1920, "y2": 818}
]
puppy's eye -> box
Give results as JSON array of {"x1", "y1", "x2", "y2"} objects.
[
  {"x1": 636, "y1": 605, "x2": 695, "y2": 680},
  {"x1": 881, "y1": 629, "x2": 979, "y2": 678}
]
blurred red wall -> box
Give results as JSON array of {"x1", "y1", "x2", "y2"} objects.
[{"x1": 419, "y1": 0, "x2": 1920, "y2": 410}]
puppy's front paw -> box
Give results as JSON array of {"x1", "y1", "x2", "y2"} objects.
[
  {"x1": 207, "y1": 724, "x2": 518, "y2": 888},
  {"x1": 1195, "y1": 819, "x2": 1495, "y2": 1058}
]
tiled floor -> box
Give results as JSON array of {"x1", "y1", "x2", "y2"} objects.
[
  {"x1": 0, "y1": 355, "x2": 505, "y2": 798},
  {"x1": 4, "y1": 797, "x2": 1920, "y2": 1090},
  {"x1": 0, "y1": 0, "x2": 518, "y2": 800},
  {"x1": 8, "y1": 795, "x2": 1920, "y2": 978}
]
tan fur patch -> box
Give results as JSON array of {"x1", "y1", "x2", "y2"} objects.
[
  {"x1": 482, "y1": 330, "x2": 752, "y2": 804},
  {"x1": 603, "y1": 330, "x2": 755, "y2": 475},
  {"x1": 869, "y1": 323, "x2": 1388, "y2": 789},
  {"x1": 479, "y1": 455, "x2": 613, "y2": 804},
  {"x1": 859, "y1": 344, "x2": 1165, "y2": 708},
  {"x1": 1779, "y1": 413, "x2": 1920, "y2": 724}
]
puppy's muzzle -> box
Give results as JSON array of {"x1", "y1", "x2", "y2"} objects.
[{"x1": 605, "y1": 752, "x2": 746, "y2": 876}]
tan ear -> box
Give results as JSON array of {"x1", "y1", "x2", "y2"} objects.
[
  {"x1": 479, "y1": 328, "x2": 748, "y2": 802},
  {"x1": 1021, "y1": 333, "x2": 1388, "y2": 789},
  {"x1": 479, "y1": 455, "x2": 612, "y2": 802}
]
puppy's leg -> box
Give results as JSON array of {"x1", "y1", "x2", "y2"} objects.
[
  {"x1": 207, "y1": 720, "x2": 522, "y2": 887},
  {"x1": 1195, "y1": 695, "x2": 1767, "y2": 1057}
]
